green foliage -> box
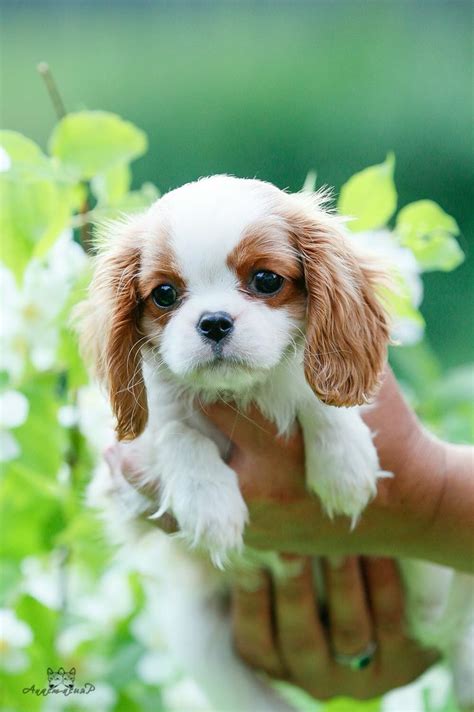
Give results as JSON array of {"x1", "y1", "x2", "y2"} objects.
[
  {"x1": 395, "y1": 200, "x2": 463, "y2": 272},
  {"x1": 1, "y1": 130, "x2": 46, "y2": 163},
  {"x1": 49, "y1": 111, "x2": 148, "y2": 180},
  {"x1": 91, "y1": 162, "x2": 132, "y2": 206},
  {"x1": 0, "y1": 106, "x2": 470, "y2": 712},
  {"x1": 337, "y1": 153, "x2": 397, "y2": 232},
  {"x1": 0, "y1": 131, "x2": 73, "y2": 278}
]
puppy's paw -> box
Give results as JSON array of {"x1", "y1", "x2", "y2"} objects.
[
  {"x1": 306, "y1": 429, "x2": 389, "y2": 526},
  {"x1": 173, "y1": 472, "x2": 249, "y2": 569}
]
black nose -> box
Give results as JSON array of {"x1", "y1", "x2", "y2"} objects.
[{"x1": 197, "y1": 311, "x2": 234, "y2": 343}]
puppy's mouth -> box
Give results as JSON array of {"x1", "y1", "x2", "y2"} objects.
[
  {"x1": 195, "y1": 351, "x2": 252, "y2": 372},
  {"x1": 183, "y1": 349, "x2": 265, "y2": 391}
]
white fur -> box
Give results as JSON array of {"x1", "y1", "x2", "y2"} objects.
[{"x1": 90, "y1": 176, "x2": 473, "y2": 710}]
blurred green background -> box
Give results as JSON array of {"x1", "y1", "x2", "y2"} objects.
[{"x1": 1, "y1": 0, "x2": 473, "y2": 367}]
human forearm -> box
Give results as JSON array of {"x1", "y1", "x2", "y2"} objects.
[
  {"x1": 333, "y1": 435, "x2": 472, "y2": 572},
  {"x1": 358, "y1": 370, "x2": 474, "y2": 572},
  {"x1": 418, "y1": 441, "x2": 474, "y2": 572},
  {"x1": 241, "y1": 434, "x2": 473, "y2": 571},
  {"x1": 226, "y1": 371, "x2": 474, "y2": 570}
]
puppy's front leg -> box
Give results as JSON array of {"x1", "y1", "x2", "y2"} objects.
[
  {"x1": 300, "y1": 402, "x2": 386, "y2": 525},
  {"x1": 152, "y1": 421, "x2": 248, "y2": 568}
]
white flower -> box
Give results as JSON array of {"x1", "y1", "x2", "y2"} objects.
[
  {"x1": 131, "y1": 600, "x2": 168, "y2": 650},
  {"x1": 0, "y1": 390, "x2": 29, "y2": 462},
  {"x1": 0, "y1": 230, "x2": 88, "y2": 380},
  {"x1": 43, "y1": 681, "x2": 116, "y2": 712},
  {"x1": 72, "y1": 565, "x2": 134, "y2": 629},
  {"x1": 0, "y1": 608, "x2": 33, "y2": 673},
  {"x1": 353, "y1": 229, "x2": 424, "y2": 345},
  {"x1": 71, "y1": 682, "x2": 117, "y2": 711},
  {"x1": 162, "y1": 678, "x2": 212, "y2": 712},
  {"x1": 355, "y1": 229, "x2": 423, "y2": 305},
  {"x1": 0, "y1": 146, "x2": 11, "y2": 172},
  {"x1": 137, "y1": 650, "x2": 177, "y2": 685},
  {"x1": 56, "y1": 623, "x2": 97, "y2": 657},
  {"x1": 20, "y1": 556, "x2": 62, "y2": 610},
  {"x1": 58, "y1": 404, "x2": 79, "y2": 428},
  {"x1": 56, "y1": 463, "x2": 71, "y2": 486},
  {"x1": 76, "y1": 384, "x2": 114, "y2": 453}
]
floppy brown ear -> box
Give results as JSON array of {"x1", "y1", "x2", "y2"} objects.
[
  {"x1": 286, "y1": 197, "x2": 390, "y2": 406},
  {"x1": 77, "y1": 217, "x2": 148, "y2": 440}
]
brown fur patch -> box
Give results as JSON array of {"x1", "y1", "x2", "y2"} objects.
[
  {"x1": 281, "y1": 197, "x2": 390, "y2": 406},
  {"x1": 227, "y1": 220, "x2": 306, "y2": 318},
  {"x1": 138, "y1": 228, "x2": 187, "y2": 329},
  {"x1": 78, "y1": 216, "x2": 149, "y2": 441},
  {"x1": 80, "y1": 216, "x2": 186, "y2": 440}
]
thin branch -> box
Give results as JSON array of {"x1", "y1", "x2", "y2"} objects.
[{"x1": 37, "y1": 62, "x2": 67, "y2": 120}]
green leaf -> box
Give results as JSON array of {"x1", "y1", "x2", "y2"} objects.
[
  {"x1": 91, "y1": 162, "x2": 132, "y2": 206},
  {"x1": 55, "y1": 510, "x2": 110, "y2": 573},
  {"x1": 0, "y1": 130, "x2": 45, "y2": 164},
  {"x1": 57, "y1": 266, "x2": 93, "y2": 389},
  {"x1": 0, "y1": 464, "x2": 64, "y2": 559},
  {"x1": 88, "y1": 182, "x2": 160, "y2": 224},
  {"x1": 381, "y1": 282, "x2": 425, "y2": 328},
  {"x1": 49, "y1": 111, "x2": 148, "y2": 180},
  {"x1": 0, "y1": 133, "x2": 76, "y2": 277},
  {"x1": 16, "y1": 594, "x2": 60, "y2": 673},
  {"x1": 13, "y1": 374, "x2": 67, "y2": 476},
  {"x1": 338, "y1": 153, "x2": 397, "y2": 232},
  {"x1": 0, "y1": 174, "x2": 72, "y2": 278},
  {"x1": 395, "y1": 200, "x2": 464, "y2": 272},
  {"x1": 416, "y1": 364, "x2": 474, "y2": 444}
]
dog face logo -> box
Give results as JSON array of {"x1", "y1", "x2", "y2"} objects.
[
  {"x1": 46, "y1": 667, "x2": 75, "y2": 691},
  {"x1": 23, "y1": 666, "x2": 93, "y2": 697},
  {"x1": 62, "y1": 667, "x2": 76, "y2": 690},
  {"x1": 47, "y1": 668, "x2": 64, "y2": 691}
]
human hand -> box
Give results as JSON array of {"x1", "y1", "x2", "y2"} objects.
[
  {"x1": 201, "y1": 368, "x2": 472, "y2": 570},
  {"x1": 231, "y1": 555, "x2": 439, "y2": 701},
  {"x1": 197, "y1": 374, "x2": 416, "y2": 556},
  {"x1": 103, "y1": 438, "x2": 439, "y2": 702},
  {"x1": 106, "y1": 365, "x2": 473, "y2": 568}
]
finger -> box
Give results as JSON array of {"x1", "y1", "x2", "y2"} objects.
[
  {"x1": 324, "y1": 557, "x2": 374, "y2": 658},
  {"x1": 362, "y1": 558, "x2": 405, "y2": 642},
  {"x1": 104, "y1": 441, "x2": 157, "y2": 500},
  {"x1": 231, "y1": 571, "x2": 285, "y2": 678},
  {"x1": 363, "y1": 558, "x2": 440, "y2": 683},
  {"x1": 273, "y1": 556, "x2": 329, "y2": 687},
  {"x1": 202, "y1": 401, "x2": 281, "y2": 449},
  {"x1": 104, "y1": 443, "x2": 179, "y2": 533}
]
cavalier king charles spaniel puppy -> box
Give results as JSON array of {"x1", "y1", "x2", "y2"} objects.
[{"x1": 80, "y1": 176, "x2": 473, "y2": 711}]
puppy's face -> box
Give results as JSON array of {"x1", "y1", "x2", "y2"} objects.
[
  {"x1": 80, "y1": 176, "x2": 389, "y2": 440},
  {"x1": 139, "y1": 179, "x2": 306, "y2": 391}
]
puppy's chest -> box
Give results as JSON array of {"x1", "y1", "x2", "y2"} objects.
[{"x1": 146, "y1": 362, "x2": 311, "y2": 450}]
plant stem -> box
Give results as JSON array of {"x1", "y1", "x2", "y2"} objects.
[
  {"x1": 37, "y1": 62, "x2": 93, "y2": 252},
  {"x1": 37, "y1": 62, "x2": 67, "y2": 120}
]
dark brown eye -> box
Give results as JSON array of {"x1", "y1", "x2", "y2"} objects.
[
  {"x1": 251, "y1": 270, "x2": 284, "y2": 295},
  {"x1": 151, "y1": 284, "x2": 178, "y2": 308}
]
